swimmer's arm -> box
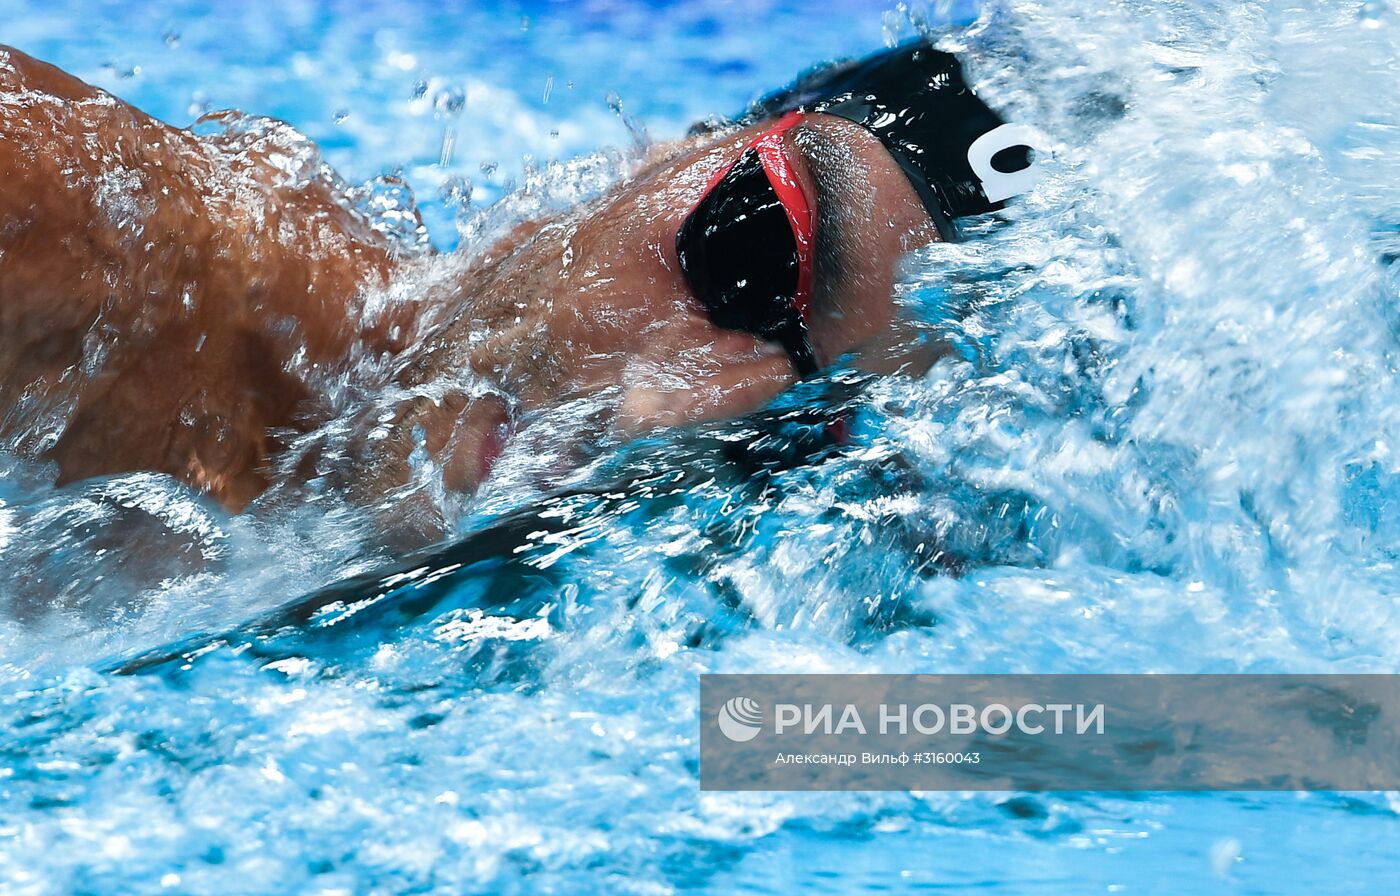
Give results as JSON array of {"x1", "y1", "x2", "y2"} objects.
[
  {"x1": 0, "y1": 47, "x2": 217, "y2": 384},
  {"x1": 0, "y1": 45, "x2": 399, "y2": 365},
  {"x1": 0, "y1": 47, "x2": 409, "y2": 506}
]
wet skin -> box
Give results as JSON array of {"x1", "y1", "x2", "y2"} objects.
[{"x1": 0, "y1": 46, "x2": 940, "y2": 513}]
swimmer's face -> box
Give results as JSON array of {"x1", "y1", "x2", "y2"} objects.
[
  {"x1": 420, "y1": 113, "x2": 935, "y2": 490},
  {"x1": 445, "y1": 113, "x2": 939, "y2": 439},
  {"x1": 638, "y1": 113, "x2": 942, "y2": 390}
]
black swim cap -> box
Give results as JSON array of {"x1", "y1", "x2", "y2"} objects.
[{"x1": 742, "y1": 41, "x2": 1043, "y2": 240}]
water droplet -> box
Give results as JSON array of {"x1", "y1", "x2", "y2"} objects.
[
  {"x1": 162, "y1": 31, "x2": 180, "y2": 48},
  {"x1": 103, "y1": 61, "x2": 141, "y2": 80},
  {"x1": 353, "y1": 174, "x2": 432, "y2": 251},
  {"x1": 439, "y1": 125, "x2": 457, "y2": 166},
  {"x1": 187, "y1": 91, "x2": 210, "y2": 118},
  {"x1": 438, "y1": 175, "x2": 473, "y2": 211},
  {"x1": 433, "y1": 86, "x2": 465, "y2": 117},
  {"x1": 604, "y1": 92, "x2": 650, "y2": 147}
]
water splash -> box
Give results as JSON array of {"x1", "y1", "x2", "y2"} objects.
[{"x1": 2, "y1": 0, "x2": 1399, "y2": 892}]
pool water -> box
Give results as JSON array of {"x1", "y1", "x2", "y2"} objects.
[{"x1": 2, "y1": 0, "x2": 1400, "y2": 893}]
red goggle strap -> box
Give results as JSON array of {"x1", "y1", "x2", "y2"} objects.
[
  {"x1": 698, "y1": 111, "x2": 816, "y2": 325},
  {"x1": 748, "y1": 111, "x2": 815, "y2": 322}
]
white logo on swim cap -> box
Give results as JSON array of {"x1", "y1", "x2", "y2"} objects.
[
  {"x1": 717, "y1": 696, "x2": 764, "y2": 742},
  {"x1": 967, "y1": 123, "x2": 1047, "y2": 203}
]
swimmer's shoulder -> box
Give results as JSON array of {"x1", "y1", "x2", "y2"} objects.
[{"x1": 0, "y1": 45, "x2": 101, "y2": 101}]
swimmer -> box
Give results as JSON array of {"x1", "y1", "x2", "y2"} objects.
[{"x1": 0, "y1": 42, "x2": 1039, "y2": 522}]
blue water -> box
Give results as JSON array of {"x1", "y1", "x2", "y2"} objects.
[{"x1": 2, "y1": 0, "x2": 1400, "y2": 893}]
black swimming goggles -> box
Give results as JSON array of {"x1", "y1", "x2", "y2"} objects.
[{"x1": 675, "y1": 41, "x2": 1042, "y2": 378}]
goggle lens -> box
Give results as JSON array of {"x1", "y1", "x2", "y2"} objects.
[{"x1": 676, "y1": 115, "x2": 818, "y2": 377}]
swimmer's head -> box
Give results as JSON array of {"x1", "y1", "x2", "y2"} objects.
[
  {"x1": 676, "y1": 41, "x2": 1044, "y2": 376},
  {"x1": 438, "y1": 41, "x2": 1047, "y2": 444}
]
